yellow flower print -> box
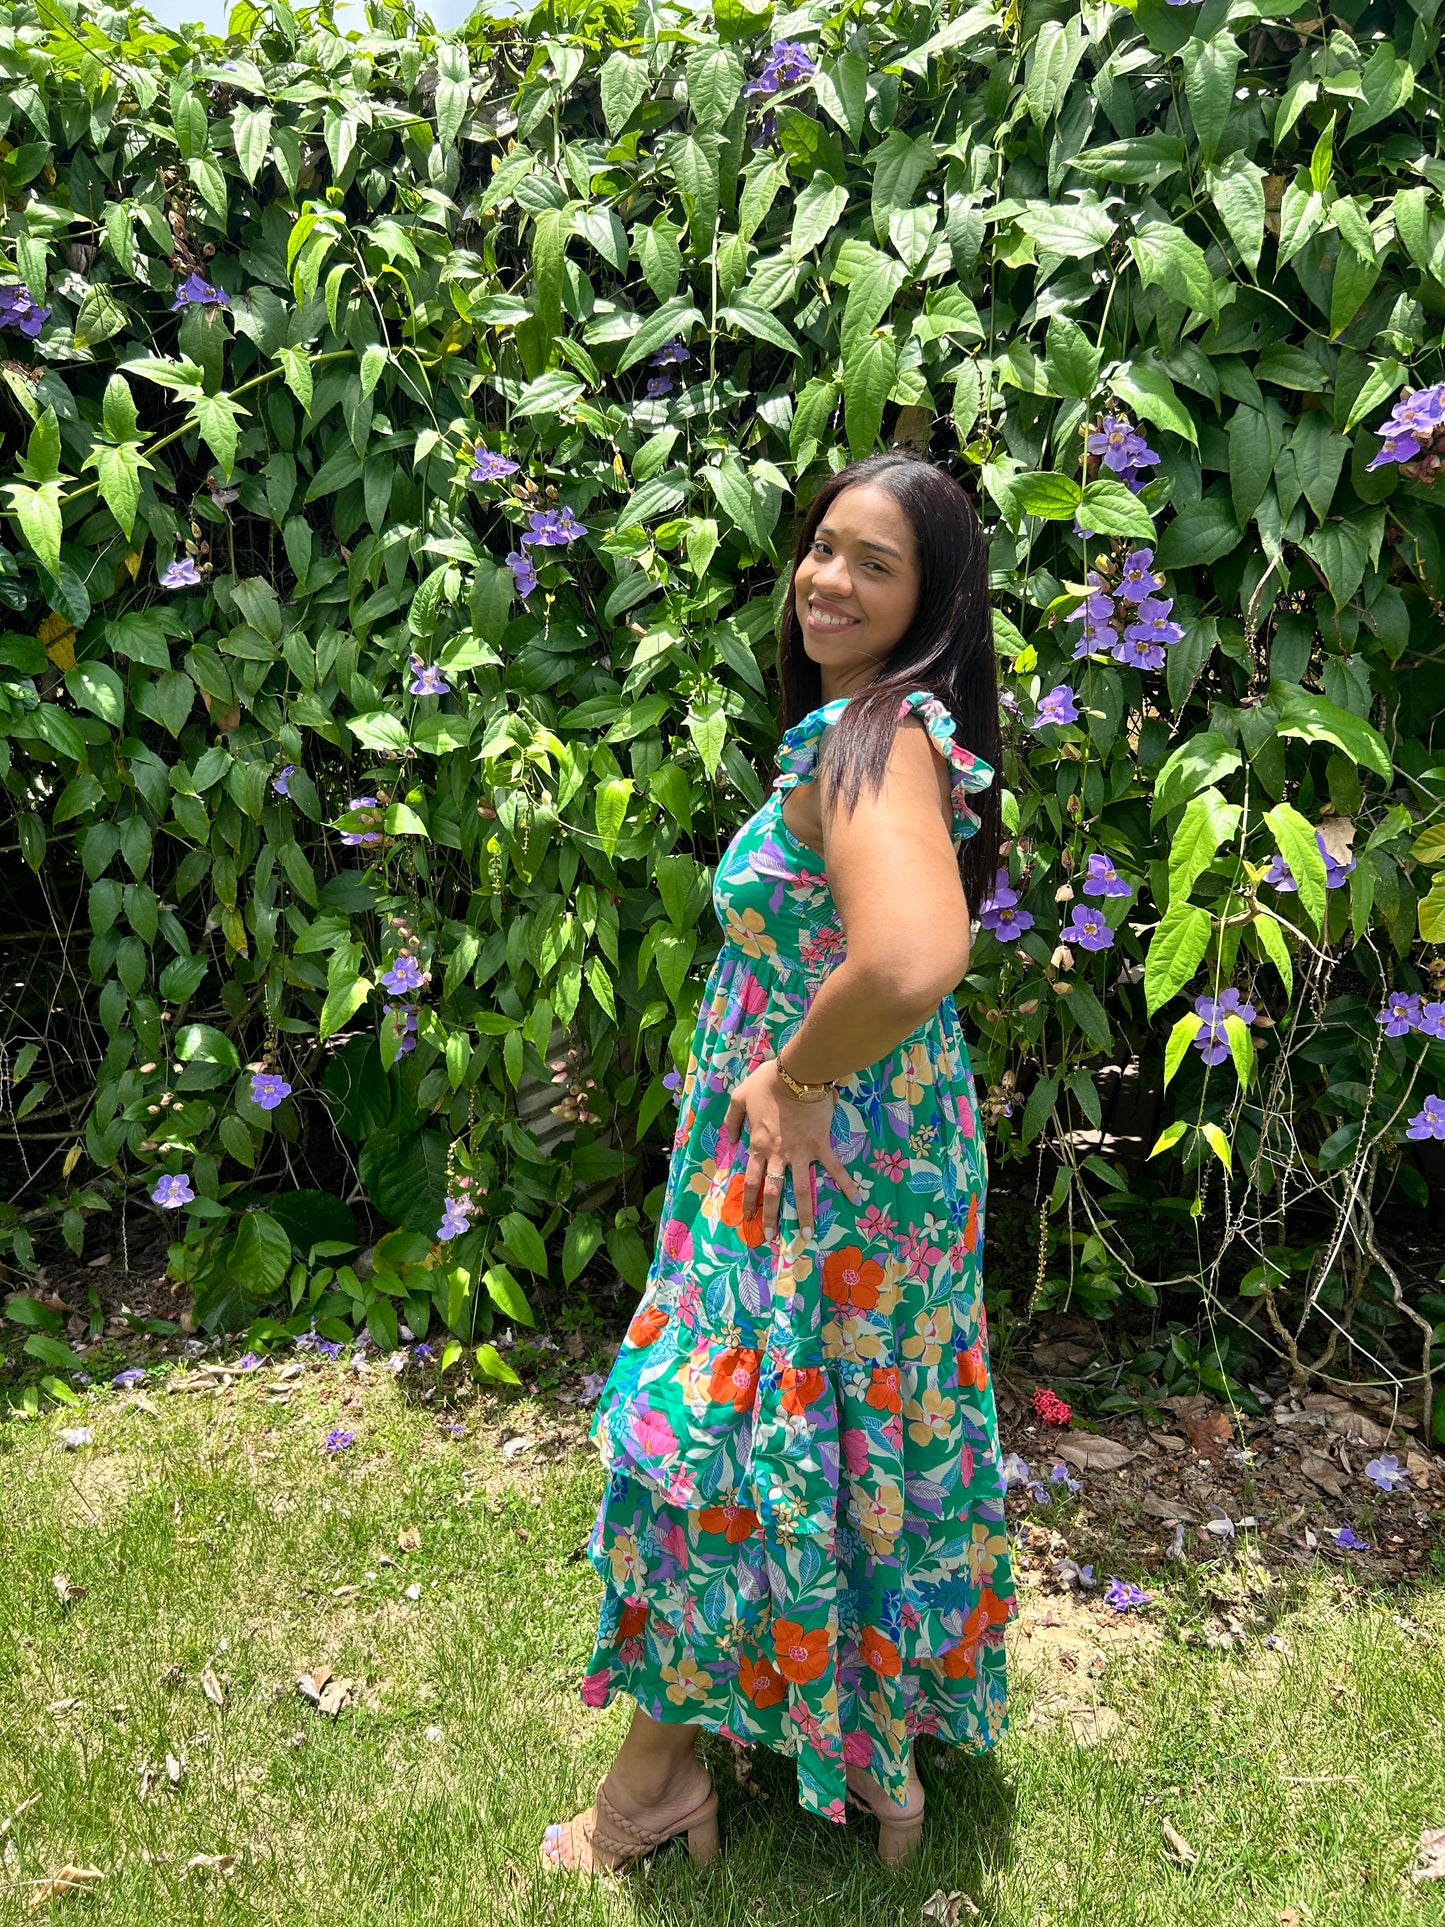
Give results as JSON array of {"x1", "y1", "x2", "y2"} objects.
[
  {"x1": 902, "y1": 1303, "x2": 954, "y2": 1366},
  {"x1": 674, "y1": 1344, "x2": 714, "y2": 1412},
  {"x1": 866, "y1": 1687, "x2": 908, "y2": 1755},
  {"x1": 661, "y1": 1651, "x2": 712, "y2": 1704},
  {"x1": 904, "y1": 1384, "x2": 956, "y2": 1446},
  {"x1": 774, "y1": 1235, "x2": 814, "y2": 1308},
  {"x1": 967, "y1": 1519, "x2": 1002, "y2": 1585},
  {"x1": 688, "y1": 1154, "x2": 733, "y2": 1226},
  {"x1": 857, "y1": 1480, "x2": 903, "y2": 1552},
  {"x1": 908, "y1": 1123, "x2": 938, "y2": 1155},
  {"x1": 823, "y1": 1312, "x2": 887, "y2": 1363},
  {"x1": 874, "y1": 1255, "x2": 908, "y2": 1317},
  {"x1": 607, "y1": 1530, "x2": 642, "y2": 1589},
  {"x1": 890, "y1": 1043, "x2": 936, "y2": 1106},
  {"x1": 723, "y1": 905, "x2": 777, "y2": 959}
]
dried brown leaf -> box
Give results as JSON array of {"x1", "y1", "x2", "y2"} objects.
[
  {"x1": 1161, "y1": 1817, "x2": 1197, "y2": 1865},
  {"x1": 297, "y1": 1667, "x2": 355, "y2": 1718},
  {"x1": 500, "y1": 1435, "x2": 536, "y2": 1459},
  {"x1": 200, "y1": 1667, "x2": 225, "y2": 1706},
  {"x1": 1052, "y1": 1433, "x2": 1137, "y2": 1473},
  {"x1": 51, "y1": 1573, "x2": 85, "y2": 1607},
  {"x1": 1277, "y1": 1909, "x2": 1302, "y2": 1926},
  {"x1": 921, "y1": 1891, "x2": 982, "y2": 1923},
  {"x1": 27, "y1": 1865, "x2": 105, "y2": 1907},
  {"x1": 183, "y1": 1853, "x2": 237, "y2": 1876},
  {"x1": 397, "y1": 1525, "x2": 422, "y2": 1552},
  {"x1": 1412, "y1": 1826, "x2": 1445, "y2": 1883},
  {"x1": 1185, "y1": 1413, "x2": 1232, "y2": 1460}
]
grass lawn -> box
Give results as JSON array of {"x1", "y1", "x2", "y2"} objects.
[{"x1": 2, "y1": 1355, "x2": 1443, "y2": 1927}]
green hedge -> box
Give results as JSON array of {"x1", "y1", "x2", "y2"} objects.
[{"x1": 0, "y1": 0, "x2": 1442, "y2": 1429}]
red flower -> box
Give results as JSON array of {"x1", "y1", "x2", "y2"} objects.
[
  {"x1": 772, "y1": 1617, "x2": 830, "y2": 1683},
  {"x1": 720, "y1": 1172, "x2": 767, "y2": 1248},
  {"x1": 859, "y1": 1625, "x2": 901, "y2": 1677},
  {"x1": 865, "y1": 1365, "x2": 901, "y2": 1414},
  {"x1": 937, "y1": 1588, "x2": 1013, "y2": 1678},
  {"x1": 698, "y1": 1503, "x2": 759, "y2": 1543},
  {"x1": 707, "y1": 1346, "x2": 761, "y2": 1412},
  {"x1": 963, "y1": 1193, "x2": 981, "y2": 1253},
  {"x1": 821, "y1": 1244, "x2": 882, "y2": 1311},
  {"x1": 956, "y1": 1341, "x2": 988, "y2": 1390},
  {"x1": 739, "y1": 1651, "x2": 787, "y2": 1707},
  {"x1": 627, "y1": 1304, "x2": 669, "y2": 1348},
  {"x1": 1031, "y1": 1386, "x2": 1072, "y2": 1427},
  {"x1": 779, "y1": 1366, "x2": 826, "y2": 1416},
  {"x1": 617, "y1": 1598, "x2": 648, "y2": 1640}
]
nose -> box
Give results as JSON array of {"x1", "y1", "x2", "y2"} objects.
[{"x1": 811, "y1": 550, "x2": 854, "y2": 599}]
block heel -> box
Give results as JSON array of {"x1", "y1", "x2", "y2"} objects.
[{"x1": 686, "y1": 1809, "x2": 721, "y2": 1866}]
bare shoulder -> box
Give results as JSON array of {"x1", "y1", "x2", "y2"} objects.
[{"x1": 885, "y1": 713, "x2": 955, "y2": 817}]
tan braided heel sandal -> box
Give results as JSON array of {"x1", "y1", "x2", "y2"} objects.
[
  {"x1": 844, "y1": 1775, "x2": 926, "y2": 1869},
  {"x1": 539, "y1": 1772, "x2": 720, "y2": 1876}
]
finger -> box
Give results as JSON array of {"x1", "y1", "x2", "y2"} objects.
[
  {"x1": 793, "y1": 1160, "x2": 816, "y2": 1240},
  {"x1": 820, "y1": 1152, "x2": 861, "y2": 1205},
  {"x1": 741, "y1": 1150, "x2": 768, "y2": 1220},
  {"x1": 722, "y1": 1091, "x2": 743, "y2": 1149},
  {"x1": 761, "y1": 1163, "x2": 786, "y2": 1240}
]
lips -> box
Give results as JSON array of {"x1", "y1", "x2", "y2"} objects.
[{"x1": 806, "y1": 597, "x2": 858, "y2": 631}]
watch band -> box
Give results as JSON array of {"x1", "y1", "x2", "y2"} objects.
[{"x1": 775, "y1": 1047, "x2": 839, "y2": 1102}]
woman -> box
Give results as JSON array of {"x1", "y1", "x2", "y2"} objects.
[{"x1": 541, "y1": 453, "x2": 1017, "y2": 1876}]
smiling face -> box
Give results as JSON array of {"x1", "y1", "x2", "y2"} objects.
[{"x1": 792, "y1": 482, "x2": 921, "y2": 697}]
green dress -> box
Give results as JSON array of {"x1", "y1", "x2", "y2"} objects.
[{"x1": 579, "y1": 690, "x2": 1017, "y2": 1823}]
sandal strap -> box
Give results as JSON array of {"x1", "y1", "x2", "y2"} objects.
[{"x1": 592, "y1": 1775, "x2": 714, "y2": 1858}]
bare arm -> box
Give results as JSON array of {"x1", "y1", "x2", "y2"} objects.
[
  {"x1": 722, "y1": 718, "x2": 969, "y2": 1239},
  {"x1": 781, "y1": 716, "x2": 970, "y2": 1084}
]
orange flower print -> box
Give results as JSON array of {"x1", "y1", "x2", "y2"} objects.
[
  {"x1": 860, "y1": 1625, "x2": 902, "y2": 1677},
  {"x1": 627, "y1": 1303, "x2": 669, "y2": 1348},
  {"x1": 772, "y1": 1617, "x2": 830, "y2": 1683},
  {"x1": 739, "y1": 1651, "x2": 787, "y2": 1708},
  {"x1": 780, "y1": 1366, "x2": 826, "y2": 1416},
  {"x1": 822, "y1": 1244, "x2": 882, "y2": 1311},
  {"x1": 720, "y1": 1171, "x2": 767, "y2": 1249},
  {"x1": 698, "y1": 1502, "x2": 759, "y2": 1543},
  {"x1": 956, "y1": 1339, "x2": 988, "y2": 1390},
  {"x1": 707, "y1": 1346, "x2": 761, "y2": 1412},
  {"x1": 964, "y1": 1193, "x2": 980, "y2": 1253},
  {"x1": 617, "y1": 1598, "x2": 649, "y2": 1641},
  {"x1": 865, "y1": 1365, "x2": 901, "y2": 1414},
  {"x1": 937, "y1": 1588, "x2": 1012, "y2": 1678}
]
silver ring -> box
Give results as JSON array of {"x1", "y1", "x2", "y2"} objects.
[{"x1": 765, "y1": 1168, "x2": 785, "y2": 1185}]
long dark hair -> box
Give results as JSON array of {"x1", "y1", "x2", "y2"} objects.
[{"x1": 777, "y1": 453, "x2": 1002, "y2": 914}]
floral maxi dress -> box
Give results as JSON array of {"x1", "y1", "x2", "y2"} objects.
[{"x1": 579, "y1": 689, "x2": 1018, "y2": 1823}]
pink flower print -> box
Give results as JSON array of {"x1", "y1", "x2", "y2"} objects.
[
  {"x1": 959, "y1": 1442, "x2": 975, "y2": 1484},
  {"x1": 857, "y1": 1204, "x2": 897, "y2": 1242},
  {"x1": 676, "y1": 1279, "x2": 702, "y2": 1328},
  {"x1": 870, "y1": 1149, "x2": 907, "y2": 1181},
  {"x1": 907, "y1": 1702, "x2": 940, "y2": 1736},
  {"x1": 662, "y1": 1519, "x2": 689, "y2": 1561},
  {"x1": 630, "y1": 1404, "x2": 678, "y2": 1458},
  {"x1": 714, "y1": 1125, "x2": 738, "y2": 1167},
  {"x1": 842, "y1": 1427, "x2": 871, "y2": 1476},
  {"x1": 901, "y1": 1600, "x2": 921, "y2": 1629},
  {"x1": 898, "y1": 1231, "x2": 943, "y2": 1280},
  {"x1": 739, "y1": 973, "x2": 769, "y2": 1015},
  {"x1": 618, "y1": 1637, "x2": 643, "y2": 1664},
  {"x1": 789, "y1": 1703, "x2": 825, "y2": 1745},
  {"x1": 820, "y1": 1798, "x2": 847, "y2": 1825},
  {"x1": 882, "y1": 1412, "x2": 904, "y2": 1451},
  {"x1": 662, "y1": 1467, "x2": 698, "y2": 1507},
  {"x1": 842, "y1": 1728, "x2": 872, "y2": 1765},
  {"x1": 581, "y1": 1669, "x2": 611, "y2": 1706},
  {"x1": 956, "y1": 1094, "x2": 976, "y2": 1136},
  {"x1": 661, "y1": 1217, "x2": 694, "y2": 1264}
]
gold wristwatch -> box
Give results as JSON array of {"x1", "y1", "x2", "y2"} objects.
[{"x1": 774, "y1": 1047, "x2": 839, "y2": 1102}]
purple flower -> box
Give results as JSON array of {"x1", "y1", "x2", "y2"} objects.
[
  {"x1": 437, "y1": 1195, "x2": 472, "y2": 1241},
  {"x1": 411, "y1": 1342, "x2": 436, "y2": 1362},
  {"x1": 1087, "y1": 414, "x2": 1160, "y2": 481},
  {"x1": 1113, "y1": 632, "x2": 1166, "y2": 672},
  {"x1": 160, "y1": 557, "x2": 202, "y2": 589},
  {"x1": 979, "y1": 880, "x2": 1035, "y2": 937},
  {"x1": 1262, "y1": 852, "x2": 1296, "y2": 892},
  {"x1": 1000, "y1": 1453, "x2": 1031, "y2": 1489},
  {"x1": 662, "y1": 1068, "x2": 683, "y2": 1100},
  {"x1": 151, "y1": 1173, "x2": 194, "y2": 1208},
  {"x1": 1049, "y1": 1463, "x2": 1081, "y2": 1495},
  {"x1": 506, "y1": 548, "x2": 539, "y2": 598},
  {"x1": 1033, "y1": 684, "x2": 1079, "y2": 727},
  {"x1": 1070, "y1": 610, "x2": 1117, "y2": 660},
  {"x1": 1082, "y1": 853, "x2": 1132, "y2": 899},
  {"x1": 1117, "y1": 548, "x2": 1165, "y2": 602},
  {"x1": 1026, "y1": 1481, "x2": 1050, "y2": 1503},
  {"x1": 112, "y1": 1367, "x2": 146, "y2": 1389},
  {"x1": 578, "y1": 1371, "x2": 608, "y2": 1402},
  {"x1": 0, "y1": 281, "x2": 51, "y2": 337},
  {"x1": 1056, "y1": 1558, "x2": 1096, "y2": 1589},
  {"x1": 520, "y1": 505, "x2": 587, "y2": 549},
  {"x1": 315, "y1": 1339, "x2": 342, "y2": 1359},
  {"x1": 396, "y1": 1005, "x2": 418, "y2": 1056},
  {"x1": 750, "y1": 110, "x2": 779, "y2": 149},
  {"x1": 1366, "y1": 382, "x2": 1445, "y2": 470},
  {"x1": 1377, "y1": 992, "x2": 1424, "y2": 1037},
  {"x1": 1332, "y1": 1525, "x2": 1370, "y2": 1550},
  {"x1": 272, "y1": 763, "x2": 296, "y2": 797},
  {"x1": 650, "y1": 339, "x2": 691, "y2": 368},
  {"x1": 339, "y1": 797, "x2": 384, "y2": 848},
  {"x1": 646, "y1": 375, "x2": 673, "y2": 399},
  {"x1": 1415, "y1": 1000, "x2": 1445, "y2": 1039},
  {"x1": 1318, "y1": 832, "x2": 1355, "y2": 889},
  {"x1": 171, "y1": 271, "x2": 230, "y2": 310},
  {"x1": 1363, "y1": 1452, "x2": 1409, "y2": 1492},
  {"x1": 324, "y1": 1427, "x2": 355, "y2": 1453},
  {"x1": 250, "y1": 1070, "x2": 292, "y2": 1111},
  {"x1": 409, "y1": 660, "x2": 450, "y2": 696},
  {"x1": 1124, "y1": 595, "x2": 1185, "y2": 649},
  {"x1": 1103, "y1": 1577, "x2": 1149, "y2": 1611},
  {"x1": 1062, "y1": 904, "x2": 1114, "y2": 951},
  {"x1": 235, "y1": 1352, "x2": 264, "y2": 1371},
  {"x1": 742, "y1": 39, "x2": 816, "y2": 99},
  {"x1": 468, "y1": 447, "x2": 520, "y2": 483},
  {"x1": 1194, "y1": 988, "x2": 1256, "y2": 1066},
  {"x1": 1405, "y1": 1095, "x2": 1445, "y2": 1142},
  {"x1": 380, "y1": 952, "x2": 426, "y2": 996}
]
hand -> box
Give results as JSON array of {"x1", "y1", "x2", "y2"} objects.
[{"x1": 721, "y1": 1059, "x2": 861, "y2": 1241}]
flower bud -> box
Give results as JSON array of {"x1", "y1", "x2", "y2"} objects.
[{"x1": 1054, "y1": 884, "x2": 1075, "y2": 902}]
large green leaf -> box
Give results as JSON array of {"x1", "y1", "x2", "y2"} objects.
[
  {"x1": 1144, "y1": 904, "x2": 1212, "y2": 1016},
  {"x1": 1129, "y1": 222, "x2": 1220, "y2": 322},
  {"x1": 1263, "y1": 802, "x2": 1328, "y2": 927},
  {"x1": 1269, "y1": 682, "x2": 1392, "y2": 780}
]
